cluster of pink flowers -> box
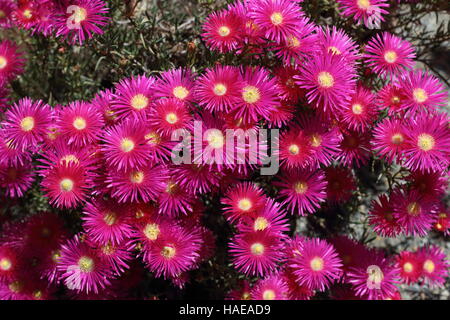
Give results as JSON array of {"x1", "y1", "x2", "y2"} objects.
[
  {"x1": 0, "y1": 0, "x2": 109, "y2": 44},
  {"x1": 0, "y1": 0, "x2": 448, "y2": 300}
]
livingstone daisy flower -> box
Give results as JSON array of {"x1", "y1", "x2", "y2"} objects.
[
  {"x1": 248, "y1": 0, "x2": 302, "y2": 42},
  {"x1": 392, "y1": 188, "x2": 437, "y2": 237},
  {"x1": 201, "y1": 9, "x2": 243, "y2": 53},
  {"x1": 324, "y1": 166, "x2": 356, "y2": 203},
  {"x1": 434, "y1": 204, "x2": 450, "y2": 235},
  {"x1": 275, "y1": 168, "x2": 327, "y2": 216},
  {"x1": 0, "y1": 40, "x2": 25, "y2": 83},
  {"x1": 233, "y1": 66, "x2": 280, "y2": 122},
  {"x1": 3, "y1": 98, "x2": 53, "y2": 150},
  {"x1": 195, "y1": 65, "x2": 243, "y2": 112},
  {"x1": 221, "y1": 182, "x2": 267, "y2": 223},
  {"x1": 229, "y1": 230, "x2": 285, "y2": 277},
  {"x1": 337, "y1": 129, "x2": 371, "y2": 167},
  {"x1": 377, "y1": 84, "x2": 407, "y2": 115},
  {"x1": 0, "y1": 162, "x2": 34, "y2": 198},
  {"x1": 57, "y1": 101, "x2": 104, "y2": 148},
  {"x1": 143, "y1": 225, "x2": 202, "y2": 279},
  {"x1": 148, "y1": 98, "x2": 193, "y2": 138},
  {"x1": 397, "y1": 70, "x2": 447, "y2": 114},
  {"x1": 41, "y1": 161, "x2": 92, "y2": 209},
  {"x1": 403, "y1": 111, "x2": 450, "y2": 172},
  {"x1": 347, "y1": 250, "x2": 399, "y2": 300},
  {"x1": 296, "y1": 53, "x2": 356, "y2": 115},
  {"x1": 0, "y1": 245, "x2": 19, "y2": 281},
  {"x1": 283, "y1": 269, "x2": 314, "y2": 300},
  {"x1": 336, "y1": 0, "x2": 389, "y2": 28},
  {"x1": 251, "y1": 273, "x2": 288, "y2": 300},
  {"x1": 101, "y1": 119, "x2": 153, "y2": 171},
  {"x1": 339, "y1": 85, "x2": 377, "y2": 132},
  {"x1": 91, "y1": 89, "x2": 116, "y2": 126},
  {"x1": 278, "y1": 127, "x2": 314, "y2": 169},
  {"x1": 372, "y1": 117, "x2": 408, "y2": 163},
  {"x1": 417, "y1": 246, "x2": 449, "y2": 288},
  {"x1": 396, "y1": 251, "x2": 421, "y2": 285},
  {"x1": 407, "y1": 170, "x2": 447, "y2": 200},
  {"x1": 157, "y1": 178, "x2": 195, "y2": 217},
  {"x1": 54, "y1": 0, "x2": 110, "y2": 45},
  {"x1": 0, "y1": 0, "x2": 15, "y2": 28},
  {"x1": 106, "y1": 164, "x2": 167, "y2": 203},
  {"x1": 364, "y1": 32, "x2": 415, "y2": 79},
  {"x1": 154, "y1": 68, "x2": 196, "y2": 104},
  {"x1": 0, "y1": 131, "x2": 32, "y2": 168},
  {"x1": 368, "y1": 194, "x2": 403, "y2": 237},
  {"x1": 171, "y1": 164, "x2": 224, "y2": 195},
  {"x1": 82, "y1": 199, "x2": 133, "y2": 246},
  {"x1": 58, "y1": 237, "x2": 112, "y2": 294},
  {"x1": 111, "y1": 75, "x2": 155, "y2": 121},
  {"x1": 290, "y1": 238, "x2": 343, "y2": 292}
]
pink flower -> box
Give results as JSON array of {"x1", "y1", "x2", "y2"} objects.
[
  {"x1": 372, "y1": 117, "x2": 408, "y2": 163},
  {"x1": 339, "y1": 85, "x2": 378, "y2": 132},
  {"x1": 0, "y1": 162, "x2": 34, "y2": 198},
  {"x1": 202, "y1": 9, "x2": 243, "y2": 53},
  {"x1": 0, "y1": 0, "x2": 15, "y2": 28},
  {"x1": 364, "y1": 32, "x2": 415, "y2": 79},
  {"x1": 148, "y1": 98, "x2": 193, "y2": 138},
  {"x1": 251, "y1": 273, "x2": 289, "y2": 300},
  {"x1": 336, "y1": 0, "x2": 389, "y2": 28},
  {"x1": 417, "y1": 246, "x2": 449, "y2": 288},
  {"x1": 368, "y1": 194, "x2": 403, "y2": 237},
  {"x1": 0, "y1": 40, "x2": 25, "y2": 83},
  {"x1": 396, "y1": 251, "x2": 421, "y2": 285},
  {"x1": 154, "y1": 68, "x2": 196, "y2": 104}
]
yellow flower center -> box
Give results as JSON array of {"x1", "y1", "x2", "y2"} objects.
[
  {"x1": 61, "y1": 154, "x2": 79, "y2": 165},
  {"x1": 391, "y1": 96, "x2": 400, "y2": 104},
  {"x1": 161, "y1": 245, "x2": 176, "y2": 259},
  {"x1": 423, "y1": 259, "x2": 435, "y2": 273},
  {"x1": 417, "y1": 133, "x2": 435, "y2": 151},
  {"x1": 120, "y1": 138, "x2": 135, "y2": 152},
  {"x1": 317, "y1": 71, "x2": 334, "y2": 88},
  {"x1": 78, "y1": 256, "x2": 94, "y2": 273},
  {"x1": 166, "y1": 181, "x2": 178, "y2": 194},
  {"x1": 250, "y1": 242, "x2": 265, "y2": 256},
  {"x1": 254, "y1": 217, "x2": 269, "y2": 231},
  {"x1": 131, "y1": 94, "x2": 149, "y2": 110},
  {"x1": 173, "y1": 86, "x2": 189, "y2": 100},
  {"x1": 52, "y1": 250, "x2": 61, "y2": 263},
  {"x1": 294, "y1": 181, "x2": 308, "y2": 194},
  {"x1": 103, "y1": 212, "x2": 117, "y2": 226},
  {"x1": 241, "y1": 292, "x2": 251, "y2": 300},
  {"x1": 287, "y1": 35, "x2": 300, "y2": 48},
  {"x1": 357, "y1": 0, "x2": 371, "y2": 10},
  {"x1": 391, "y1": 133, "x2": 404, "y2": 145},
  {"x1": 206, "y1": 129, "x2": 225, "y2": 149},
  {"x1": 20, "y1": 116, "x2": 35, "y2": 132},
  {"x1": 145, "y1": 132, "x2": 161, "y2": 145},
  {"x1": 407, "y1": 202, "x2": 421, "y2": 216},
  {"x1": 328, "y1": 46, "x2": 341, "y2": 55},
  {"x1": 73, "y1": 117, "x2": 87, "y2": 130},
  {"x1": 310, "y1": 134, "x2": 322, "y2": 147},
  {"x1": 310, "y1": 256, "x2": 325, "y2": 271},
  {"x1": 403, "y1": 262, "x2": 414, "y2": 273},
  {"x1": 238, "y1": 198, "x2": 252, "y2": 211},
  {"x1": 218, "y1": 26, "x2": 231, "y2": 37},
  {"x1": 262, "y1": 289, "x2": 276, "y2": 300},
  {"x1": 352, "y1": 103, "x2": 364, "y2": 115},
  {"x1": 0, "y1": 56, "x2": 7, "y2": 69},
  {"x1": 242, "y1": 85, "x2": 261, "y2": 104},
  {"x1": 288, "y1": 144, "x2": 300, "y2": 155},
  {"x1": 165, "y1": 112, "x2": 178, "y2": 125},
  {"x1": 60, "y1": 178, "x2": 74, "y2": 192},
  {"x1": 0, "y1": 258, "x2": 12, "y2": 271},
  {"x1": 71, "y1": 6, "x2": 87, "y2": 24},
  {"x1": 384, "y1": 50, "x2": 398, "y2": 64},
  {"x1": 213, "y1": 83, "x2": 227, "y2": 96},
  {"x1": 130, "y1": 171, "x2": 144, "y2": 184},
  {"x1": 23, "y1": 9, "x2": 33, "y2": 19},
  {"x1": 0, "y1": 10, "x2": 5, "y2": 19},
  {"x1": 9, "y1": 281, "x2": 23, "y2": 293},
  {"x1": 144, "y1": 223, "x2": 160, "y2": 241},
  {"x1": 270, "y1": 12, "x2": 283, "y2": 25},
  {"x1": 413, "y1": 88, "x2": 428, "y2": 103}
]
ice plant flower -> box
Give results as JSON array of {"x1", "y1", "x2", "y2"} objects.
[
  {"x1": 201, "y1": 9, "x2": 243, "y2": 53},
  {"x1": 251, "y1": 273, "x2": 289, "y2": 300},
  {"x1": 0, "y1": 40, "x2": 25, "y2": 83},
  {"x1": 368, "y1": 195, "x2": 403, "y2": 237},
  {"x1": 154, "y1": 68, "x2": 196, "y2": 104},
  {"x1": 364, "y1": 32, "x2": 415, "y2": 79},
  {"x1": 336, "y1": 0, "x2": 390, "y2": 28},
  {"x1": 417, "y1": 246, "x2": 449, "y2": 288},
  {"x1": 396, "y1": 251, "x2": 421, "y2": 284}
]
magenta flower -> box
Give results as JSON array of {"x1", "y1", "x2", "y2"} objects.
[
  {"x1": 339, "y1": 85, "x2": 378, "y2": 132},
  {"x1": 417, "y1": 246, "x2": 449, "y2": 288},
  {"x1": 336, "y1": 129, "x2": 371, "y2": 167},
  {"x1": 324, "y1": 166, "x2": 356, "y2": 203},
  {"x1": 54, "y1": 0, "x2": 110, "y2": 45},
  {"x1": 229, "y1": 230, "x2": 285, "y2": 277},
  {"x1": 368, "y1": 194, "x2": 403, "y2": 237},
  {"x1": 372, "y1": 117, "x2": 408, "y2": 163},
  {"x1": 202, "y1": 9, "x2": 243, "y2": 53},
  {"x1": 275, "y1": 168, "x2": 327, "y2": 216},
  {"x1": 58, "y1": 236, "x2": 112, "y2": 294},
  {"x1": 396, "y1": 251, "x2": 421, "y2": 285},
  {"x1": 336, "y1": 0, "x2": 389, "y2": 28},
  {"x1": 154, "y1": 68, "x2": 196, "y2": 104},
  {"x1": 0, "y1": 40, "x2": 25, "y2": 83},
  {"x1": 0, "y1": 0, "x2": 15, "y2": 28},
  {"x1": 290, "y1": 238, "x2": 343, "y2": 292},
  {"x1": 0, "y1": 162, "x2": 34, "y2": 198},
  {"x1": 364, "y1": 32, "x2": 415, "y2": 79},
  {"x1": 403, "y1": 111, "x2": 450, "y2": 172},
  {"x1": 195, "y1": 65, "x2": 243, "y2": 112},
  {"x1": 148, "y1": 98, "x2": 193, "y2": 138},
  {"x1": 101, "y1": 119, "x2": 153, "y2": 171},
  {"x1": 251, "y1": 273, "x2": 289, "y2": 300},
  {"x1": 3, "y1": 98, "x2": 54, "y2": 150},
  {"x1": 317, "y1": 26, "x2": 360, "y2": 66},
  {"x1": 376, "y1": 84, "x2": 407, "y2": 115},
  {"x1": 111, "y1": 75, "x2": 155, "y2": 121}
]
